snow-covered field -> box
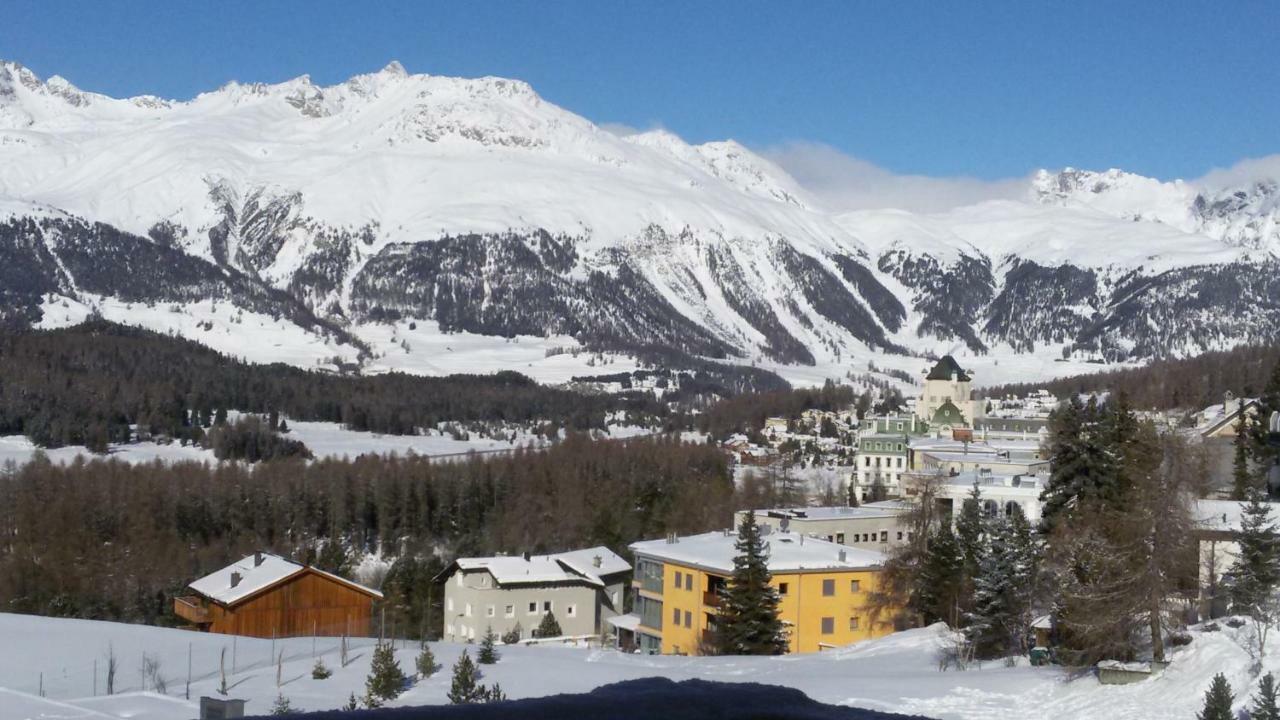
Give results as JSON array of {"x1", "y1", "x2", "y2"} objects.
[
  {"x1": 0, "y1": 613, "x2": 1269, "y2": 720},
  {"x1": 0, "y1": 418, "x2": 660, "y2": 468}
]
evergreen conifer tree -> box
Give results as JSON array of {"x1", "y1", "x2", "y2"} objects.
[
  {"x1": 913, "y1": 522, "x2": 965, "y2": 626},
  {"x1": 1253, "y1": 673, "x2": 1280, "y2": 720},
  {"x1": 1198, "y1": 673, "x2": 1234, "y2": 720},
  {"x1": 714, "y1": 510, "x2": 788, "y2": 655},
  {"x1": 966, "y1": 506, "x2": 1037, "y2": 659},
  {"x1": 447, "y1": 650, "x2": 485, "y2": 704},
  {"x1": 342, "y1": 693, "x2": 358, "y2": 712},
  {"x1": 536, "y1": 611, "x2": 562, "y2": 639},
  {"x1": 955, "y1": 481, "x2": 986, "y2": 579},
  {"x1": 1249, "y1": 671, "x2": 1280, "y2": 717},
  {"x1": 415, "y1": 642, "x2": 440, "y2": 678},
  {"x1": 483, "y1": 683, "x2": 507, "y2": 703},
  {"x1": 270, "y1": 695, "x2": 294, "y2": 715},
  {"x1": 363, "y1": 640, "x2": 406, "y2": 705},
  {"x1": 1229, "y1": 486, "x2": 1280, "y2": 614},
  {"x1": 1255, "y1": 359, "x2": 1280, "y2": 496},
  {"x1": 1234, "y1": 415, "x2": 1254, "y2": 500},
  {"x1": 478, "y1": 625, "x2": 500, "y2": 664}
]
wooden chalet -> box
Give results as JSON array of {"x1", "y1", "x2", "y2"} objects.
[{"x1": 174, "y1": 551, "x2": 382, "y2": 638}]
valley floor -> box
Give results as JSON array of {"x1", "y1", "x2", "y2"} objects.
[{"x1": 0, "y1": 614, "x2": 1266, "y2": 720}]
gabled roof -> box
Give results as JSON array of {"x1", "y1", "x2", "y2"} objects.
[
  {"x1": 188, "y1": 552, "x2": 382, "y2": 606},
  {"x1": 931, "y1": 399, "x2": 967, "y2": 425},
  {"x1": 439, "y1": 546, "x2": 631, "y2": 587},
  {"x1": 925, "y1": 355, "x2": 971, "y2": 382}
]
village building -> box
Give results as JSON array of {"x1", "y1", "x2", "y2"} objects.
[
  {"x1": 972, "y1": 416, "x2": 1052, "y2": 442},
  {"x1": 173, "y1": 552, "x2": 382, "y2": 638},
  {"x1": 852, "y1": 432, "x2": 910, "y2": 498},
  {"x1": 435, "y1": 547, "x2": 630, "y2": 643},
  {"x1": 932, "y1": 469, "x2": 1046, "y2": 528},
  {"x1": 738, "y1": 502, "x2": 913, "y2": 551},
  {"x1": 627, "y1": 529, "x2": 899, "y2": 656},
  {"x1": 915, "y1": 356, "x2": 984, "y2": 430}
]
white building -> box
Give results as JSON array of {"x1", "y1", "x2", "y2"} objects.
[
  {"x1": 935, "y1": 469, "x2": 1045, "y2": 527},
  {"x1": 916, "y1": 356, "x2": 984, "y2": 429},
  {"x1": 436, "y1": 547, "x2": 630, "y2": 643},
  {"x1": 740, "y1": 502, "x2": 913, "y2": 551}
]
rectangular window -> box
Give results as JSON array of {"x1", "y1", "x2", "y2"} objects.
[
  {"x1": 673, "y1": 607, "x2": 681, "y2": 625},
  {"x1": 822, "y1": 579, "x2": 835, "y2": 596},
  {"x1": 778, "y1": 582, "x2": 789, "y2": 596},
  {"x1": 849, "y1": 617, "x2": 860, "y2": 630},
  {"x1": 880, "y1": 531, "x2": 888, "y2": 542},
  {"x1": 543, "y1": 601, "x2": 552, "y2": 613},
  {"x1": 685, "y1": 573, "x2": 693, "y2": 591},
  {"x1": 836, "y1": 533, "x2": 845, "y2": 544},
  {"x1": 850, "y1": 580, "x2": 861, "y2": 593},
  {"x1": 505, "y1": 605, "x2": 515, "y2": 618},
  {"x1": 486, "y1": 605, "x2": 495, "y2": 617},
  {"x1": 528, "y1": 602, "x2": 538, "y2": 615},
  {"x1": 567, "y1": 604, "x2": 576, "y2": 617},
  {"x1": 897, "y1": 531, "x2": 904, "y2": 541},
  {"x1": 684, "y1": 610, "x2": 692, "y2": 628},
  {"x1": 821, "y1": 617, "x2": 834, "y2": 634},
  {"x1": 674, "y1": 570, "x2": 683, "y2": 588}
]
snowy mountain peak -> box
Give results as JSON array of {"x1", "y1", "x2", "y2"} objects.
[{"x1": 379, "y1": 60, "x2": 408, "y2": 77}]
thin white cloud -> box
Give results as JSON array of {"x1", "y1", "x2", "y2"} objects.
[
  {"x1": 762, "y1": 141, "x2": 1030, "y2": 214},
  {"x1": 598, "y1": 122, "x2": 644, "y2": 137},
  {"x1": 1194, "y1": 153, "x2": 1280, "y2": 190}
]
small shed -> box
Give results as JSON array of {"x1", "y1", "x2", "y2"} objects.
[{"x1": 174, "y1": 552, "x2": 382, "y2": 638}]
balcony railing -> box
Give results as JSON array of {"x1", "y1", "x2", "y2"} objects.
[
  {"x1": 702, "y1": 591, "x2": 722, "y2": 608},
  {"x1": 173, "y1": 596, "x2": 211, "y2": 624}
]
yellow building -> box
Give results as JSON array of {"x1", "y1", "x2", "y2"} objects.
[{"x1": 628, "y1": 530, "x2": 898, "y2": 655}]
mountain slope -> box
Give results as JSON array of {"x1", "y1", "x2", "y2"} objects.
[{"x1": 1, "y1": 59, "x2": 1277, "y2": 380}]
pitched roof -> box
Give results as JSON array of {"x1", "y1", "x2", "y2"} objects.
[
  {"x1": 925, "y1": 355, "x2": 971, "y2": 382},
  {"x1": 188, "y1": 552, "x2": 382, "y2": 605},
  {"x1": 444, "y1": 546, "x2": 630, "y2": 587},
  {"x1": 631, "y1": 530, "x2": 886, "y2": 574}
]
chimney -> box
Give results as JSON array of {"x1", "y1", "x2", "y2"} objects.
[
  {"x1": 253, "y1": 551, "x2": 264, "y2": 567},
  {"x1": 838, "y1": 549, "x2": 847, "y2": 562},
  {"x1": 230, "y1": 571, "x2": 242, "y2": 588},
  {"x1": 593, "y1": 555, "x2": 602, "y2": 568}
]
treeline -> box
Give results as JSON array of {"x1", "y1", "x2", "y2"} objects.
[
  {"x1": 695, "y1": 380, "x2": 859, "y2": 440},
  {"x1": 0, "y1": 320, "x2": 670, "y2": 448},
  {"x1": 0, "y1": 434, "x2": 734, "y2": 627},
  {"x1": 982, "y1": 343, "x2": 1280, "y2": 410}
]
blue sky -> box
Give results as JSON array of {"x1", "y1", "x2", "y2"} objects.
[{"x1": 3, "y1": 1, "x2": 1278, "y2": 188}]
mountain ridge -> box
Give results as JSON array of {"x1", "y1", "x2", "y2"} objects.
[{"x1": 1, "y1": 59, "x2": 1277, "y2": 381}]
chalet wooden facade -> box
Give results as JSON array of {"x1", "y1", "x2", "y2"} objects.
[{"x1": 174, "y1": 552, "x2": 381, "y2": 638}]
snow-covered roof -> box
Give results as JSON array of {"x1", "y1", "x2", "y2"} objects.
[
  {"x1": 938, "y1": 470, "x2": 1045, "y2": 495},
  {"x1": 188, "y1": 552, "x2": 381, "y2": 605},
  {"x1": 450, "y1": 546, "x2": 630, "y2": 587},
  {"x1": 631, "y1": 530, "x2": 887, "y2": 575},
  {"x1": 607, "y1": 613, "x2": 641, "y2": 632},
  {"x1": 748, "y1": 505, "x2": 907, "y2": 521},
  {"x1": 920, "y1": 451, "x2": 1047, "y2": 467}
]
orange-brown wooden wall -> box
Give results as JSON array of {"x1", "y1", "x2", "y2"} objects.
[{"x1": 206, "y1": 570, "x2": 375, "y2": 638}]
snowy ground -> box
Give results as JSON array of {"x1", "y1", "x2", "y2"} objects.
[
  {"x1": 0, "y1": 420, "x2": 659, "y2": 468},
  {"x1": 0, "y1": 613, "x2": 1269, "y2": 720}
]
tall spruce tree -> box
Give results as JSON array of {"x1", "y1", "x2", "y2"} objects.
[
  {"x1": 913, "y1": 522, "x2": 965, "y2": 626},
  {"x1": 966, "y1": 506, "x2": 1037, "y2": 659},
  {"x1": 1234, "y1": 414, "x2": 1254, "y2": 501},
  {"x1": 1198, "y1": 673, "x2": 1234, "y2": 720},
  {"x1": 1253, "y1": 673, "x2": 1280, "y2": 720},
  {"x1": 955, "y1": 481, "x2": 986, "y2": 579},
  {"x1": 1229, "y1": 487, "x2": 1280, "y2": 614},
  {"x1": 715, "y1": 510, "x2": 788, "y2": 655},
  {"x1": 536, "y1": 611, "x2": 562, "y2": 639}
]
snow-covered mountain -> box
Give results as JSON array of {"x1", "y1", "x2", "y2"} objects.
[{"x1": 1, "y1": 59, "x2": 1277, "y2": 383}]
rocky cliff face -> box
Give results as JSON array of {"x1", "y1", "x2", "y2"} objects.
[{"x1": 1, "y1": 60, "x2": 1276, "y2": 378}]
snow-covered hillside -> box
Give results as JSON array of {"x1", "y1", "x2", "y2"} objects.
[
  {"x1": 1, "y1": 59, "x2": 1277, "y2": 382},
  {"x1": 0, "y1": 613, "x2": 1270, "y2": 720}
]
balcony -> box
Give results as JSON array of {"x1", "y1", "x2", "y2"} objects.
[
  {"x1": 702, "y1": 591, "x2": 722, "y2": 608},
  {"x1": 173, "y1": 596, "x2": 211, "y2": 624}
]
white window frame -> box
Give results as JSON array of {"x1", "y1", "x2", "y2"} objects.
[
  {"x1": 566, "y1": 604, "x2": 576, "y2": 618},
  {"x1": 505, "y1": 605, "x2": 515, "y2": 618}
]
